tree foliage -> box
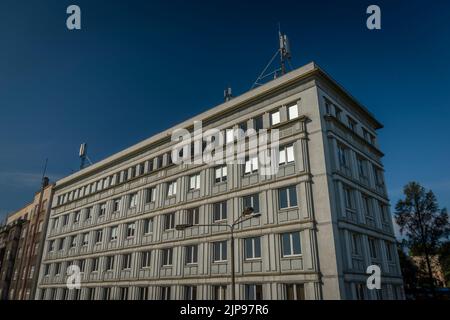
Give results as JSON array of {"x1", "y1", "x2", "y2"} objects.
[{"x1": 395, "y1": 182, "x2": 450, "y2": 291}]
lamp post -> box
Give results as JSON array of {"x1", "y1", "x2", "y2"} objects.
[{"x1": 176, "y1": 207, "x2": 260, "y2": 300}]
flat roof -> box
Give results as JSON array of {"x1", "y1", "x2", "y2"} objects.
[{"x1": 57, "y1": 62, "x2": 382, "y2": 188}]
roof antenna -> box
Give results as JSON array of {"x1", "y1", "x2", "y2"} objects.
[
  {"x1": 251, "y1": 23, "x2": 293, "y2": 89},
  {"x1": 224, "y1": 86, "x2": 233, "y2": 102},
  {"x1": 79, "y1": 143, "x2": 93, "y2": 170}
]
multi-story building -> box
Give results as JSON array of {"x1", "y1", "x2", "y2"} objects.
[
  {"x1": 0, "y1": 178, "x2": 54, "y2": 300},
  {"x1": 35, "y1": 62, "x2": 404, "y2": 300},
  {"x1": 0, "y1": 219, "x2": 24, "y2": 300}
]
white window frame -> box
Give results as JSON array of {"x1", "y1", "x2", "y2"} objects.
[
  {"x1": 213, "y1": 241, "x2": 227, "y2": 262},
  {"x1": 167, "y1": 181, "x2": 177, "y2": 197},
  {"x1": 162, "y1": 248, "x2": 173, "y2": 266},
  {"x1": 126, "y1": 223, "x2": 136, "y2": 238},
  {"x1": 271, "y1": 110, "x2": 280, "y2": 125},
  {"x1": 189, "y1": 173, "x2": 201, "y2": 190},
  {"x1": 244, "y1": 237, "x2": 261, "y2": 260},
  {"x1": 215, "y1": 165, "x2": 227, "y2": 183},
  {"x1": 288, "y1": 104, "x2": 299, "y2": 120},
  {"x1": 244, "y1": 156, "x2": 258, "y2": 175},
  {"x1": 279, "y1": 144, "x2": 295, "y2": 165}
]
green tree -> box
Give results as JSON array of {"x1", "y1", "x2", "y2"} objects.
[{"x1": 395, "y1": 182, "x2": 450, "y2": 294}]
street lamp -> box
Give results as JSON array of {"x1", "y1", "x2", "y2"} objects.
[{"x1": 175, "y1": 207, "x2": 261, "y2": 300}]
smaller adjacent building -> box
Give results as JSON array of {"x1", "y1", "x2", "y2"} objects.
[{"x1": 0, "y1": 178, "x2": 54, "y2": 300}]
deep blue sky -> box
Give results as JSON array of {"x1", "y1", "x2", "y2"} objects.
[{"x1": 0, "y1": 0, "x2": 449, "y2": 222}]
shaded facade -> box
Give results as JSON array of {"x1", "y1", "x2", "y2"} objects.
[{"x1": 0, "y1": 178, "x2": 54, "y2": 300}]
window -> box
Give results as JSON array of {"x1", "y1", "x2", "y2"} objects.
[
  {"x1": 110, "y1": 226, "x2": 118, "y2": 241},
  {"x1": 244, "y1": 237, "x2": 261, "y2": 260},
  {"x1": 337, "y1": 143, "x2": 349, "y2": 169},
  {"x1": 80, "y1": 260, "x2": 86, "y2": 273},
  {"x1": 184, "y1": 286, "x2": 197, "y2": 300},
  {"x1": 368, "y1": 238, "x2": 378, "y2": 259},
  {"x1": 213, "y1": 285, "x2": 227, "y2": 300},
  {"x1": 373, "y1": 166, "x2": 384, "y2": 186},
  {"x1": 288, "y1": 104, "x2": 299, "y2": 120},
  {"x1": 187, "y1": 207, "x2": 199, "y2": 225},
  {"x1": 343, "y1": 186, "x2": 355, "y2": 209},
  {"x1": 335, "y1": 106, "x2": 342, "y2": 121},
  {"x1": 362, "y1": 195, "x2": 373, "y2": 218},
  {"x1": 43, "y1": 264, "x2": 50, "y2": 276},
  {"x1": 62, "y1": 215, "x2": 68, "y2": 226},
  {"x1": 351, "y1": 233, "x2": 361, "y2": 255},
  {"x1": 253, "y1": 115, "x2": 263, "y2": 131},
  {"x1": 189, "y1": 173, "x2": 201, "y2": 190},
  {"x1": 285, "y1": 284, "x2": 305, "y2": 300},
  {"x1": 92, "y1": 258, "x2": 99, "y2": 272},
  {"x1": 357, "y1": 156, "x2": 367, "y2": 179},
  {"x1": 379, "y1": 202, "x2": 389, "y2": 223},
  {"x1": 160, "y1": 287, "x2": 171, "y2": 300},
  {"x1": 85, "y1": 207, "x2": 92, "y2": 221},
  {"x1": 281, "y1": 232, "x2": 302, "y2": 256},
  {"x1": 53, "y1": 218, "x2": 59, "y2": 230},
  {"x1": 244, "y1": 284, "x2": 263, "y2": 300},
  {"x1": 244, "y1": 156, "x2": 258, "y2": 175},
  {"x1": 74, "y1": 211, "x2": 80, "y2": 223},
  {"x1": 102, "y1": 287, "x2": 112, "y2": 300},
  {"x1": 347, "y1": 116, "x2": 357, "y2": 132},
  {"x1": 87, "y1": 287, "x2": 95, "y2": 300},
  {"x1": 95, "y1": 229, "x2": 103, "y2": 243},
  {"x1": 70, "y1": 236, "x2": 77, "y2": 248},
  {"x1": 185, "y1": 245, "x2": 198, "y2": 264},
  {"x1": 163, "y1": 213, "x2": 175, "y2": 231},
  {"x1": 126, "y1": 223, "x2": 136, "y2": 238},
  {"x1": 239, "y1": 121, "x2": 247, "y2": 132},
  {"x1": 225, "y1": 128, "x2": 234, "y2": 144},
  {"x1": 141, "y1": 251, "x2": 151, "y2": 268},
  {"x1": 355, "y1": 283, "x2": 366, "y2": 300},
  {"x1": 213, "y1": 201, "x2": 227, "y2": 222},
  {"x1": 162, "y1": 248, "x2": 173, "y2": 266},
  {"x1": 129, "y1": 193, "x2": 138, "y2": 208},
  {"x1": 270, "y1": 110, "x2": 280, "y2": 125},
  {"x1": 167, "y1": 181, "x2": 177, "y2": 197},
  {"x1": 106, "y1": 256, "x2": 115, "y2": 270},
  {"x1": 213, "y1": 241, "x2": 227, "y2": 262},
  {"x1": 113, "y1": 198, "x2": 121, "y2": 212},
  {"x1": 145, "y1": 187, "x2": 156, "y2": 203},
  {"x1": 99, "y1": 203, "x2": 106, "y2": 217},
  {"x1": 242, "y1": 194, "x2": 259, "y2": 213},
  {"x1": 120, "y1": 287, "x2": 129, "y2": 300},
  {"x1": 386, "y1": 242, "x2": 394, "y2": 261},
  {"x1": 82, "y1": 233, "x2": 89, "y2": 246},
  {"x1": 138, "y1": 287, "x2": 149, "y2": 300},
  {"x1": 278, "y1": 186, "x2": 298, "y2": 209},
  {"x1": 279, "y1": 144, "x2": 295, "y2": 165},
  {"x1": 122, "y1": 254, "x2": 132, "y2": 270},
  {"x1": 215, "y1": 165, "x2": 227, "y2": 183},
  {"x1": 54, "y1": 263, "x2": 61, "y2": 275},
  {"x1": 58, "y1": 238, "x2": 65, "y2": 251},
  {"x1": 143, "y1": 218, "x2": 153, "y2": 234}
]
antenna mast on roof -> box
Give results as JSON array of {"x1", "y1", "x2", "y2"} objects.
[
  {"x1": 251, "y1": 24, "x2": 293, "y2": 89},
  {"x1": 79, "y1": 143, "x2": 93, "y2": 170}
]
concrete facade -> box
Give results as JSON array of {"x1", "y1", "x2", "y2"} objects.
[{"x1": 35, "y1": 62, "x2": 404, "y2": 300}]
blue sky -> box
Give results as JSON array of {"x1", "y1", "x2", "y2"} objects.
[{"x1": 0, "y1": 0, "x2": 449, "y2": 222}]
